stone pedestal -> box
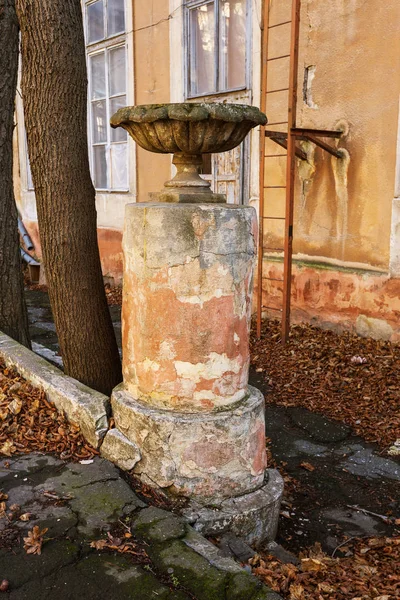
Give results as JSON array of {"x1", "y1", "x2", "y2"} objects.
[{"x1": 105, "y1": 201, "x2": 283, "y2": 545}]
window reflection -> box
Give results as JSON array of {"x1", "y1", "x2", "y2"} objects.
[{"x1": 187, "y1": 0, "x2": 247, "y2": 97}]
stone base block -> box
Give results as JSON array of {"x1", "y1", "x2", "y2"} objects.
[
  {"x1": 100, "y1": 428, "x2": 141, "y2": 471},
  {"x1": 111, "y1": 384, "x2": 268, "y2": 503},
  {"x1": 183, "y1": 469, "x2": 284, "y2": 548}
]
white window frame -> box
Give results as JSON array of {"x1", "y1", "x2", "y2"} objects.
[
  {"x1": 184, "y1": 0, "x2": 251, "y2": 99},
  {"x1": 84, "y1": 0, "x2": 129, "y2": 193}
]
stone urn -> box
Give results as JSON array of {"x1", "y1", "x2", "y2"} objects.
[
  {"x1": 110, "y1": 102, "x2": 267, "y2": 203},
  {"x1": 102, "y1": 102, "x2": 283, "y2": 547}
]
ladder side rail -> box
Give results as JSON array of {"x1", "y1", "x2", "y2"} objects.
[
  {"x1": 282, "y1": 0, "x2": 301, "y2": 343},
  {"x1": 256, "y1": 0, "x2": 270, "y2": 338}
]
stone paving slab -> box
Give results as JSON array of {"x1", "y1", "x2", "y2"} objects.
[{"x1": 0, "y1": 454, "x2": 280, "y2": 599}]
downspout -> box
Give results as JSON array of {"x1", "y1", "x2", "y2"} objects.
[{"x1": 18, "y1": 217, "x2": 34, "y2": 251}]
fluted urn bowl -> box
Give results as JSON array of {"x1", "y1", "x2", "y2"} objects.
[{"x1": 110, "y1": 103, "x2": 267, "y2": 203}]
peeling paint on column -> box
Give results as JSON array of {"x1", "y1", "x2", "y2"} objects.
[{"x1": 122, "y1": 203, "x2": 257, "y2": 412}]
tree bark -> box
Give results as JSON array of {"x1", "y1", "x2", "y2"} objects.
[
  {"x1": 0, "y1": 0, "x2": 31, "y2": 348},
  {"x1": 15, "y1": 0, "x2": 122, "y2": 394}
]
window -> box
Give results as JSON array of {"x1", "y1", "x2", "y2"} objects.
[
  {"x1": 84, "y1": 0, "x2": 128, "y2": 191},
  {"x1": 186, "y1": 0, "x2": 248, "y2": 97}
]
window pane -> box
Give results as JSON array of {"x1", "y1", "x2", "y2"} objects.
[
  {"x1": 111, "y1": 143, "x2": 128, "y2": 190},
  {"x1": 87, "y1": 0, "x2": 105, "y2": 44},
  {"x1": 189, "y1": 4, "x2": 215, "y2": 96},
  {"x1": 219, "y1": 0, "x2": 246, "y2": 90},
  {"x1": 107, "y1": 0, "x2": 125, "y2": 37},
  {"x1": 110, "y1": 96, "x2": 127, "y2": 141},
  {"x1": 93, "y1": 145, "x2": 108, "y2": 189},
  {"x1": 109, "y1": 46, "x2": 126, "y2": 96},
  {"x1": 91, "y1": 100, "x2": 107, "y2": 143},
  {"x1": 90, "y1": 53, "x2": 106, "y2": 99}
]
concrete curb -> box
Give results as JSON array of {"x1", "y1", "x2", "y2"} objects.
[
  {"x1": 132, "y1": 506, "x2": 283, "y2": 600},
  {"x1": 0, "y1": 332, "x2": 109, "y2": 448}
]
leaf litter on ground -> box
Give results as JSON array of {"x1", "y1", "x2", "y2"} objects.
[
  {"x1": 250, "y1": 537, "x2": 400, "y2": 599},
  {"x1": 251, "y1": 320, "x2": 400, "y2": 451},
  {"x1": 0, "y1": 360, "x2": 98, "y2": 461}
]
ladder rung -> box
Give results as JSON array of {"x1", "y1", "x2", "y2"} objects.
[
  {"x1": 268, "y1": 20, "x2": 291, "y2": 29},
  {"x1": 265, "y1": 186, "x2": 286, "y2": 189},
  {"x1": 264, "y1": 247, "x2": 284, "y2": 251},
  {"x1": 267, "y1": 54, "x2": 290, "y2": 62},
  {"x1": 262, "y1": 306, "x2": 283, "y2": 312},
  {"x1": 266, "y1": 88, "x2": 289, "y2": 94},
  {"x1": 263, "y1": 277, "x2": 284, "y2": 282},
  {"x1": 265, "y1": 154, "x2": 287, "y2": 158},
  {"x1": 263, "y1": 216, "x2": 285, "y2": 220},
  {"x1": 267, "y1": 122, "x2": 288, "y2": 126}
]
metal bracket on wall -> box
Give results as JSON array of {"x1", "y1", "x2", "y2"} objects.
[{"x1": 265, "y1": 128, "x2": 343, "y2": 160}]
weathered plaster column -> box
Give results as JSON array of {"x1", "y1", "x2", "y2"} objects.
[
  {"x1": 101, "y1": 103, "x2": 283, "y2": 545},
  {"x1": 113, "y1": 202, "x2": 267, "y2": 501}
]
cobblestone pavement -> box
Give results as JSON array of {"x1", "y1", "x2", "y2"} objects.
[{"x1": 0, "y1": 455, "x2": 278, "y2": 599}]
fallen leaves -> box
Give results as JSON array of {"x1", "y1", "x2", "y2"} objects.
[
  {"x1": 251, "y1": 537, "x2": 400, "y2": 600},
  {"x1": 299, "y1": 462, "x2": 315, "y2": 472},
  {"x1": 23, "y1": 525, "x2": 48, "y2": 555},
  {"x1": 300, "y1": 558, "x2": 326, "y2": 572},
  {"x1": 104, "y1": 284, "x2": 122, "y2": 306},
  {"x1": 90, "y1": 531, "x2": 150, "y2": 562},
  {"x1": 0, "y1": 361, "x2": 98, "y2": 461},
  {"x1": 251, "y1": 320, "x2": 400, "y2": 450}
]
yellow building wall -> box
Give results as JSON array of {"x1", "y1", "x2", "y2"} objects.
[
  {"x1": 133, "y1": 0, "x2": 172, "y2": 202},
  {"x1": 262, "y1": 0, "x2": 400, "y2": 270}
]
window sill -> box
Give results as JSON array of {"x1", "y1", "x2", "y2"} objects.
[
  {"x1": 95, "y1": 189, "x2": 130, "y2": 194},
  {"x1": 186, "y1": 87, "x2": 248, "y2": 101}
]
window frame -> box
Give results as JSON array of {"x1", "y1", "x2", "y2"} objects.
[
  {"x1": 84, "y1": 0, "x2": 129, "y2": 193},
  {"x1": 184, "y1": 0, "x2": 251, "y2": 100}
]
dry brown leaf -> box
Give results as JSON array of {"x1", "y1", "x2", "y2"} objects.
[
  {"x1": 19, "y1": 513, "x2": 32, "y2": 522},
  {"x1": 0, "y1": 439, "x2": 15, "y2": 456},
  {"x1": 301, "y1": 558, "x2": 326, "y2": 573},
  {"x1": 23, "y1": 525, "x2": 48, "y2": 555},
  {"x1": 90, "y1": 539, "x2": 108, "y2": 550},
  {"x1": 318, "y1": 583, "x2": 334, "y2": 593},
  {"x1": 289, "y1": 583, "x2": 304, "y2": 599},
  {"x1": 299, "y1": 462, "x2": 315, "y2": 472},
  {"x1": 7, "y1": 399, "x2": 22, "y2": 415}
]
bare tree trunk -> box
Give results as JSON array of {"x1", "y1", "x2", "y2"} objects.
[
  {"x1": 0, "y1": 0, "x2": 31, "y2": 348},
  {"x1": 15, "y1": 0, "x2": 122, "y2": 394}
]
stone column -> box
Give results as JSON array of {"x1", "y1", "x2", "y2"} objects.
[{"x1": 104, "y1": 201, "x2": 283, "y2": 545}]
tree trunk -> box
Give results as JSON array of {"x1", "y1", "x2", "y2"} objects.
[
  {"x1": 0, "y1": 0, "x2": 31, "y2": 348},
  {"x1": 15, "y1": 0, "x2": 122, "y2": 394}
]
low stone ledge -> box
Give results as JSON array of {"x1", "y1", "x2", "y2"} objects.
[
  {"x1": 132, "y1": 506, "x2": 283, "y2": 600},
  {"x1": 0, "y1": 331, "x2": 109, "y2": 448}
]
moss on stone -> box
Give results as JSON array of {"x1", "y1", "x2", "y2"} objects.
[
  {"x1": 148, "y1": 539, "x2": 228, "y2": 600},
  {"x1": 132, "y1": 507, "x2": 187, "y2": 543}
]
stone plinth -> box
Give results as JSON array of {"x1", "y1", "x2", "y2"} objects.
[
  {"x1": 122, "y1": 202, "x2": 257, "y2": 413},
  {"x1": 111, "y1": 384, "x2": 267, "y2": 501}
]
